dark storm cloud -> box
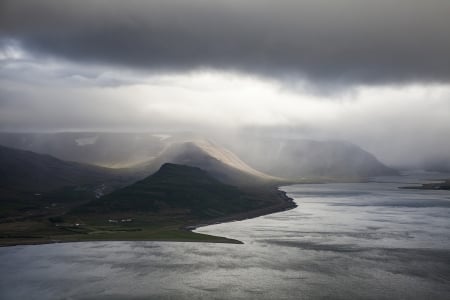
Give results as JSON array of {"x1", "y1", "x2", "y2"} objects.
[{"x1": 1, "y1": 0, "x2": 450, "y2": 85}]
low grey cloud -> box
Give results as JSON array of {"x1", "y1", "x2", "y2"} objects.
[
  {"x1": 1, "y1": 0, "x2": 450, "y2": 169},
  {"x1": 2, "y1": 0, "x2": 450, "y2": 86}
]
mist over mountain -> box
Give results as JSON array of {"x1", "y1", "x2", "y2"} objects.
[
  {"x1": 0, "y1": 132, "x2": 278, "y2": 184},
  {"x1": 142, "y1": 140, "x2": 280, "y2": 185},
  {"x1": 227, "y1": 137, "x2": 397, "y2": 180},
  {"x1": 0, "y1": 132, "x2": 166, "y2": 168},
  {"x1": 0, "y1": 132, "x2": 397, "y2": 182}
]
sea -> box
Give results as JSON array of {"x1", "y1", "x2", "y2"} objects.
[{"x1": 1, "y1": 171, "x2": 449, "y2": 299}]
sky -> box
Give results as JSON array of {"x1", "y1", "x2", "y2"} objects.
[{"x1": 1, "y1": 0, "x2": 450, "y2": 167}]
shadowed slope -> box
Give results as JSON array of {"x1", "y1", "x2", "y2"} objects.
[
  {"x1": 78, "y1": 163, "x2": 281, "y2": 219},
  {"x1": 0, "y1": 145, "x2": 121, "y2": 193}
]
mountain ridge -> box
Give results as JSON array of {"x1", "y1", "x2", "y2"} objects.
[{"x1": 137, "y1": 139, "x2": 283, "y2": 186}]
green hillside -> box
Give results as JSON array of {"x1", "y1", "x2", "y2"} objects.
[
  {"x1": 0, "y1": 145, "x2": 125, "y2": 193},
  {"x1": 78, "y1": 163, "x2": 273, "y2": 219},
  {"x1": 0, "y1": 145, "x2": 136, "y2": 218}
]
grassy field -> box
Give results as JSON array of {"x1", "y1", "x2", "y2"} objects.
[{"x1": 0, "y1": 214, "x2": 242, "y2": 247}]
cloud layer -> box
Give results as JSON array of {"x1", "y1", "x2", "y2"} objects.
[
  {"x1": 2, "y1": 0, "x2": 450, "y2": 86},
  {"x1": 1, "y1": 0, "x2": 450, "y2": 168}
]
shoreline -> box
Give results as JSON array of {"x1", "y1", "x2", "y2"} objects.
[
  {"x1": 0, "y1": 187, "x2": 296, "y2": 248},
  {"x1": 185, "y1": 189, "x2": 296, "y2": 231},
  {"x1": 0, "y1": 235, "x2": 244, "y2": 248}
]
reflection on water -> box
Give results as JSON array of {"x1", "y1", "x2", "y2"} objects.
[{"x1": 1, "y1": 172, "x2": 450, "y2": 299}]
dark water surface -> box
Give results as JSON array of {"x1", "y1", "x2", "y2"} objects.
[{"x1": 1, "y1": 172, "x2": 450, "y2": 299}]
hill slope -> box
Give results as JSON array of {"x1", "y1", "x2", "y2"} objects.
[
  {"x1": 0, "y1": 145, "x2": 138, "y2": 219},
  {"x1": 0, "y1": 145, "x2": 123, "y2": 193},
  {"x1": 139, "y1": 140, "x2": 282, "y2": 185},
  {"x1": 79, "y1": 163, "x2": 288, "y2": 219}
]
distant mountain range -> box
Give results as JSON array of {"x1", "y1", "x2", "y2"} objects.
[
  {"x1": 0, "y1": 132, "x2": 397, "y2": 181},
  {"x1": 229, "y1": 138, "x2": 398, "y2": 180}
]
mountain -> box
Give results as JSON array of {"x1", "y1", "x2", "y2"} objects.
[
  {"x1": 0, "y1": 131, "x2": 396, "y2": 182},
  {"x1": 0, "y1": 132, "x2": 167, "y2": 168},
  {"x1": 230, "y1": 138, "x2": 397, "y2": 180},
  {"x1": 139, "y1": 140, "x2": 281, "y2": 185},
  {"x1": 77, "y1": 163, "x2": 291, "y2": 219},
  {"x1": 0, "y1": 145, "x2": 139, "y2": 219},
  {"x1": 0, "y1": 133, "x2": 278, "y2": 185},
  {"x1": 0, "y1": 145, "x2": 125, "y2": 193}
]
